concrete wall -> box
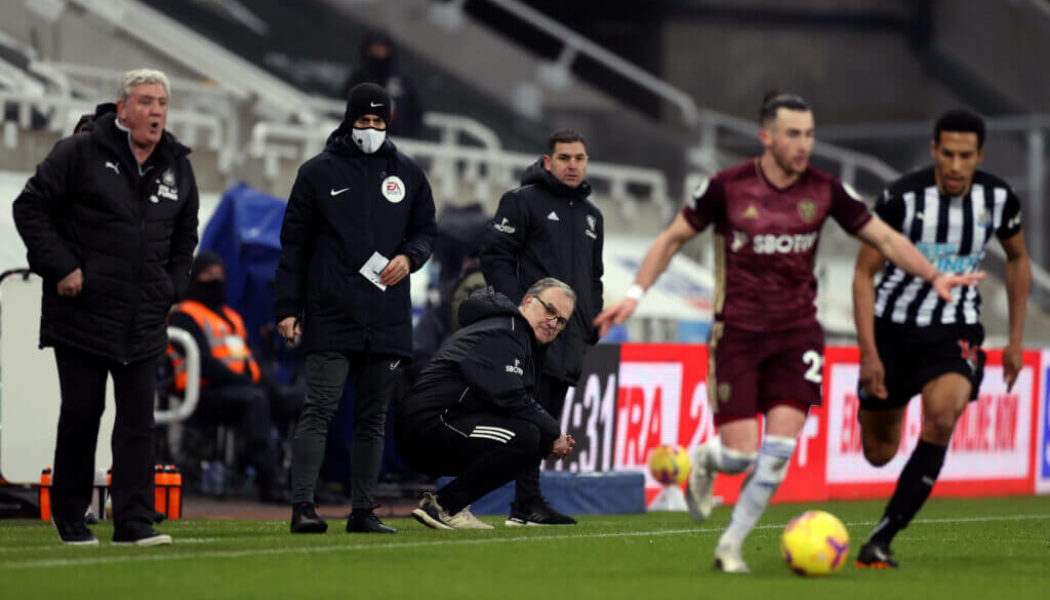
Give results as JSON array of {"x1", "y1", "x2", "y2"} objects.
[
  {"x1": 933, "y1": 0, "x2": 1050, "y2": 112},
  {"x1": 660, "y1": 18, "x2": 958, "y2": 123},
  {"x1": 325, "y1": 0, "x2": 619, "y2": 119},
  {"x1": 0, "y1": 2, "x2": 201, "y2": 81}
]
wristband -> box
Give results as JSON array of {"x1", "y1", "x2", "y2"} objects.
[{"x1": 625, "y1": 284, "x2": 645, "y2": 302}]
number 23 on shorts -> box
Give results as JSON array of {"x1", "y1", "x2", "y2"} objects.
[{"x1": 802, "y1": 350, "x2": 824, "y2": 384}]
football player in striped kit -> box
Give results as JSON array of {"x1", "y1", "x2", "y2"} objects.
[{"x1": 852, "y1": 109, "x2": 1032, "y2": 568}]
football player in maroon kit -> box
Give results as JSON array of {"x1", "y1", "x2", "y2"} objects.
[{"x1": 594, "y1": 92, "x2": 982, "y2": 573}]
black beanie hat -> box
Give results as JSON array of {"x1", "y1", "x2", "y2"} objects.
[{"x1": 343, "y1": 83, "x2": 392, "y2": 127}]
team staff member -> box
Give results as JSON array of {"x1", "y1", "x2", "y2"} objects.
[
  {"x1": 398, "y1": 281, "x2": 576, "y2": 530},
  {"x1": 852, "y1": 109, "x2": 1031, "y2": 568},
  {"x1": 13, "y1": 68, "x2": 198, "y2": 546},
  {"x1": 275, "y1": 83, "x2": 436, "y2": 534},
  {"x1": 480, "y1": 129, "x2": 602, "y2": 526},
  {"x1": 595, "y1": 93, "x2": 980, "y2": 573}
]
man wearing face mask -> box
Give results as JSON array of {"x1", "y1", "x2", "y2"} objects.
[
  {"x1": 168, "y1": 252, "x2": 286, "y2": 503},
  {"x1": 342, "y1": 32, "x2": 423, "y2": 139},
  {"x1": 275, "y1": 82, "x2": 436, "y2": 534}
]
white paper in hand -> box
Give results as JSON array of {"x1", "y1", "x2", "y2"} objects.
[{"x1": 359, "y1": 251, "x2": 390, "y2": 291}]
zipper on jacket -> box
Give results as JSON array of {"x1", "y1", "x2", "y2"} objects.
[
  {"x1": 568, "y1": 199, "x2": 578, "y2": 327},
  {"x1": 123, "y1": 166, "x2": 152, "y2": 364},
  {"x1": 362, "y1": 160, "x2": 377, "y2": 347}
]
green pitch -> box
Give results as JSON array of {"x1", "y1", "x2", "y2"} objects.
[{"x1": 2, "y1": 496, "x2": 1048, "y2": 599}]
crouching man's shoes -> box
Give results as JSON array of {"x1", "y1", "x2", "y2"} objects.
[{"x1": 505, "y1": 499, "x2": 577, "y2": 526}]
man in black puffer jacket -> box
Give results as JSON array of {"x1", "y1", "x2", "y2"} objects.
[
  {"x1": 397, "y1": 280, "x2": 576, "y2": 530},
  {"x1": 480, "y1": 129, "x2": 603, "y2": 526},
  {"x1": 275, "y1": 83, "x2": 436, "y2": 535},
  {"x1": 13, "y1": 69, "x2": 198, "y2": 547}
]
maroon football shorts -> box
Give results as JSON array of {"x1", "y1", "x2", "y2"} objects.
[{"x1": 707, "y1": 320, "x2": 825, "y2": 426}]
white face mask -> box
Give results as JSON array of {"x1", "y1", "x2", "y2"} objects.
[{"x1": 351, "y1": 127, "x2": 386, "y2": 154}]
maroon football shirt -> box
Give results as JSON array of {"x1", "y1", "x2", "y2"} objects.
[{"x1": 683, "y1": 159, "x2": 872, "y2": 332}]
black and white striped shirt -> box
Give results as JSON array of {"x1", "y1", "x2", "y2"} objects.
[{"x1": 874, "y1": 167, "x2": 1023, "y2": 327}]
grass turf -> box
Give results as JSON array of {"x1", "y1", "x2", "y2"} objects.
[{"x1": 2, "y1": 496, "x2": 1048, "y2": 599}]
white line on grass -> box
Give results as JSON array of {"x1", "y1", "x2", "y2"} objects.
[
  {"x1": 5, "y1": 513, "x2": 1048, "y2": 570},
  {"x1": 0, "y1": 537, "x2": 219, "y2": 554}
]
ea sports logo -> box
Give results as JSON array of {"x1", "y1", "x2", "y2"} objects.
[{"x1": 381, "y1": 176, "x2": 406, "y2": 203}]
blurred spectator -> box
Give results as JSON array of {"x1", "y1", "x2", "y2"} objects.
[
  {"x1": 168, "y1": 252, "x2": 292, "y2": 503},
  {"x1": 343, "y1": 31, "x2": 424, "y2": 139},
  {"x1": 409, "y1": 203, "x2": 490, "y2": 381},
  {"x1": 72, "y1": 103, "x2": 116, "y2": 134}
]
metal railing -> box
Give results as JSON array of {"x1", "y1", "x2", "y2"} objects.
[
  {"x1": 432, "y1": 0, "x2": 699, "y2": 126},
  {"x1": 50, "y1": 62, "x2": 247, "y2": 106},
  {"x1": 0, "y1": 90, "x2": 225, "y2": 154},
  {"x1": 154, "y1": 327, "x2": 200, "y2": 425},
  {"x1": 431, "y1": 0, "x2": 902, "y2": 190},
  {"x1": 428, "y1": 0, "x2": 1050, "y2": 301},
  {"x1": 67, "y1": 0, "x2": 312, "y2": 123},
  {"x1": 247, "y1": 112, "x2": 673, "y2": 217}
]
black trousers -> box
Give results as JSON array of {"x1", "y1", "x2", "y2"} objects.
[
  {"x1": 51, "y1": 345, "x2": 157, "y2": 529},
  {"x1": 400, "y1": 412, "x2": 544, "y2": 515},
  {"x1": 290, "y1": 351, "x2": 401, "y2": 508},
  {"x1": 194, "y1": 384, "x2": 280, "y2": 490},
  {"x1": 513, "y1": 375, "x2": 570, "y2": 506}
]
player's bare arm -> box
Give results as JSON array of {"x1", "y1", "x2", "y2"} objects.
[
  {"x1": 853, "y1": 243, "x2": 888, "y2": 399},
  {"x1": 1000, "y1": 231, "x2": 1031, "y2": 391},
  {"x1": 854, "y1": 216, "x2": 984, "y2": 301},
  {"x1": 593, "y1": 212, "x2": 697, "y2": 337}
]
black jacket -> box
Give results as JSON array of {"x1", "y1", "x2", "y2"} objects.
[
  {"x1": 480, "y1": 161, "x2": 604, "y2": 383},
  {"x1": 401, "y1": 288, "x2": 561, "y2": 446},
  {"x1": 273, "y1": 131, "x2": 436, "y2": 357},
  {"x1": 12, "y1": 109, "x2": 199, "y2": 363}
]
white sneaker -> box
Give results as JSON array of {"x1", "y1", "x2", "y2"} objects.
[
  {"x1": 713, "y1": 541, "x2": 749, "y2": 574},
  {"x1": 686, "y1": 442, "x2": 717, "y2": 523},
  {"x1": 447, "y1": 505, "x2": 494, "y2": 530}
]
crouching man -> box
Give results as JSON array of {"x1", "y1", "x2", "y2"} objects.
[{"x1": 397, "y1": 279, "x2": 576, "y2": 529}]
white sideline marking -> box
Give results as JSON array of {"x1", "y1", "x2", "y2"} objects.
[
  {"x1": 0, "y1": 537, "x2": 218, "y2": 554},
  {"x1": 4, "y1": 514, "x2": 1048, "y2": 570}
]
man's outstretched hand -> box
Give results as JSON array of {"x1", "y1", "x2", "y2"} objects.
[
  {"x1": 593, "y1": 299, "x2": 638, "y2": 339},
  {"x1": 931, "y1": 271, "x2": 984, "y2": 302}
]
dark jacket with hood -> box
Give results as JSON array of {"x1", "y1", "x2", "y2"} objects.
[
  {"x1": 273, "y1": 126, "x2": 436, "y2": 358},
  {"x1": 480, "y1": 160, "x2": 604, "y2": 384},
  {"x1": 400, "y1": 287, "x2": 561, "y2": 446},
  {"x1": 12, "y1": 106, "x2": 199, "y2": 363}
]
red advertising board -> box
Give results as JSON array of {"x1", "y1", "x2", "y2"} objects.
[
  {"x1": 824, "y1": 346, "x2": 1040, "y2": 500},
  {"x1": 559, "y1": 343, "x2": 1043, "y2": 506}
]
